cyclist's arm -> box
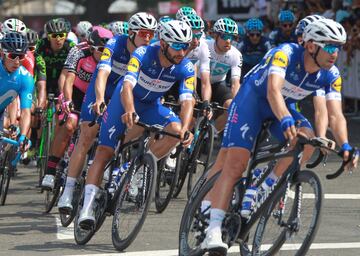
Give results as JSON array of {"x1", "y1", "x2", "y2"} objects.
[
  {"x1": 58, "y1": 69, "x2": 68, "y2": 94},
  {"x1": 19, "y1": 72, "x2": 35, "y2": 137},
  {"x1": 327, "y1": 99, "x2": 348, "y2": 145},
  {"x1": 19, "y1": 108, "x2": 31, "y2": 137},
  {"x1": 36, "y1": 80, "x2": 47, "y2": 109},
  {"x1": 267, "y1": 73, "x2": 291, "y2": 120},
  {"x1": 63, "y1": 71, "x2": 76, "y2": 101},
  {"x1": 230, "y1": 50, "x2": 242, "y2": 97},
  {"x1": 120, "y1": 81, "x2": 135, "y2": 114},
  {"x1": 200, "y1": 71, "x2": 211, "y2": 101},
  {"x1": 230, "y1": 77, "x2": 240, "y2": 98},
  {"x1": 313, "y1": 95, "x2": 328, "y2": 137},
  {"x1": 7, "y1": 100, "x2": 18, "y2": 125},
  {"x1": 180, "y1": 99, "x2": 193, "y2": 132},
  {"x1": 95, "y1": 69, "x2": 110, "y2": 103},
  {"x1": 35, "y1": 54, "x2": 47, "y2": 109}
]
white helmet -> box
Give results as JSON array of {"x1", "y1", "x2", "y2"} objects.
[
  {"x1": 128, "y1": 12, "x2": 157, "y2": 31},
  {"x1": 160, "y1": 20, "x2": 192, "y2": 44},
  {"x1": 108, "y1": 21, "x2": 128, "y2": 35},
  {"x1": 2, "y1": 18, "x2": 27, "y2": 35},
  {"x1": 176, "y1": 6, "x2": 197, "y2": 20},
  {"x1": 295, "y1": 15, "x2": 325, "y2": 36},
  {"x1": 67, "y1": 31, "x2": 79, "y2": 44},
  {"x1": 76, "y1": 21, "x2": 92, "y2": 38},
  {"x1": 303, "y1": 18, "x2": 347, "y2": 44}
]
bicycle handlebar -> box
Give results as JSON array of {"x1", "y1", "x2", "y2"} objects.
[
  {"x1": 0, "y1": 133, "x2": 21, "y2": 167},
  {"x1": 88, "y1": 102, "x2": 106, "y2": 127}
]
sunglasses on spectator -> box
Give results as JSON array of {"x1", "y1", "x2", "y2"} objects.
[
  {"x1": 28, "y1": 45, "x2": 36, "y2": 52},
  {"x1": 167, "y1": 42, "x2": 190, "y2": 51},
  {"x1": 248, "y1": 32, "x2": 261, "y2": 38},
  {"x1": 4, "y1": 52, "x2": 26, "y2": 61},
  {"x1": 137, "y1": 29, "x2": 154, "y2": 39},
  {"x1": 91, "y1": 46, "x2": 105, "y2": 52},
  {"x1": 49, "y1": 33, "x2": 67, "y2": 39},
  {"x1": 282, "y1": 23, "x2": 293, "y2": 28},
  {"x1": 219, "y1": 33, "x2": 235, "y2": 41},
  {"x1": 314, "y1": 42, "x2": 342, "y2": 54},
  {"x1": 193, "y1": 32, "x2": 203, "y2": 40}
]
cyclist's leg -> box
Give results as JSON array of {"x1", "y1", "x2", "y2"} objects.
[{"x1": 212, "y1": 81, "x2": 233, "y2": 133}]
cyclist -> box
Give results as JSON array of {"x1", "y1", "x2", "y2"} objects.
[
  {"x1": 75, "y1": 21, "x2": 92, "y2": 42},
  {"x1": 2, "y1": 18, "x2": 27, "y2": 35},
  {"x1": 201, "y1": 18, "x2": 358, "y2": 254},
  {"x1": 0, "y1": 32, "x2": 34, "y2": 149},
  {"x1": 235, "y1": 18, "x2": 272, "y2": 82},
  {"x1": 269, "y1": 9, "x2": 298, "y2": 47},
  {"x1": 37, "y1": 18, "x2": 76, "y2": 189},
  {"x1": 107, "y1": 21, "x2": 128, "y2": 36},
  {"x1": 56, "y1": 12, "x2": 157, "y2": 211},
  {"x1": 198, "y1": 17, "x2": 242, "y2": 133},
  {"x1": 78, "y1": 20, "x2": 194, "y2": 228}
]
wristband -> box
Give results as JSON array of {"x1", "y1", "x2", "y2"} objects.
[
  {"x1": 341, "y1": 142, "x2": 352, "y2": 152},
  {"x1": 18, "y1": 134, "x2": 26, "y2": 143},
  {"x1": 280, "y1": 116, "x2": 295, "y2": 132}
]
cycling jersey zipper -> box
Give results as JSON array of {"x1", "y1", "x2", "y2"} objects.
[{"x1": 140, "y1": 67, "x2": 165, "y2": 101}]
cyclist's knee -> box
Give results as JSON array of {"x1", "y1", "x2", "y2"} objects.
[
  {"x1": 165, "y1": 122, "x2": 182, "y2": 142},
  {"x1": 94, "y1": 145, "x2": 114, "y2": 162}
]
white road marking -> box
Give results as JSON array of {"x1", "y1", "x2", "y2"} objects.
[
  {"x1": 66, "y1": 242, "x2": 360, "y2": 255},
  {"x1": 288, "y1": 191, "x2": 360, "y2": 199},
  {"x1": 56, "y1": 217, "x2": 74, "y2": 240}
]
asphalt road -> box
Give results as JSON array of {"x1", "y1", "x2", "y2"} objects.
[{"x1": 0, "y1": 116, "x2": 359, "y2": 256}]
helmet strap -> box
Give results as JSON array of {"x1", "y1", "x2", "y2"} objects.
[
  {"x1": 311, "y1": 46, "x2": 321, "y2": 68},
  {"x1": 162, "y1": 44, "x2": 177, "y2": 65},
  {"x1": 129, "y1": 32, "x2": 138, "y2": 48}
]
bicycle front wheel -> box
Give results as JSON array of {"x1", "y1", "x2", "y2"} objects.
[
  {"x1": 112, "y1": 154, "x2": 156, "y2": 251},
  {"x1": 0, "y1": 151, "x2": 11, "y2": 205},
  {"x1": 249, "y1": 170, "x2": 323, "y2": 256},
  {"x1": 38, "y1": 122, "x2": 52, "y2": 187}
]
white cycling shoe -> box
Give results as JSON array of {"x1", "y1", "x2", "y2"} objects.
[
  {"x1": 201, "y1": 227, "x2": 228, "y2": 255},
  {"x1": 41, "y1": 174, "x2": 55, "y2": 190},
  {"x1": 78, "y1": 202, "x2": 95, "y2": 230},
  {"x1": 58, "y1": 193, "x2": 73, "y2": 214}
]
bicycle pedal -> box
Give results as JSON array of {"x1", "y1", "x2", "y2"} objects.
[
  {"x1": 207, "y1": 248, "x2": 227, "y2": 256},
  {"x1": 58, "y1": 207, "x2": 72, "y2": 215}
]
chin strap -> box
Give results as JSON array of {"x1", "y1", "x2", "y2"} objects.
[
  {"x1": 310, "y1": 46, "x2": 321, "y2": 68},
  {"x1": 129, "y1": 33, "x2": 137, "y2": 48},
  {"x1": 162, "y1": 44, "x2": 177, "y2": 65}
]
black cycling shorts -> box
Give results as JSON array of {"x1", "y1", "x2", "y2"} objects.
[{"x1": 196, "y1": 78, "x2": 232, "y2": 106}]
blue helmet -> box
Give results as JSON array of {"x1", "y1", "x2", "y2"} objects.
[
  {"x1": 159, "y1": 16, "x2": 173, "y2": 24},
  {"x1": 237, "y1": 23, "x2": 246, "y2": 38},
  {"x1": 278, "y1": 10, "x2": 296, "y2": 23},
  {"x1": 245, "y1": 18, "x2": 264, "y2": 32}
]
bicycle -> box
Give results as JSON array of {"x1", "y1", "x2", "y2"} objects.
[
  {"x1": 179, "y1": 120, "x2": 356, "y2": 256},
  {"x1": 0, "y1": 130, "x2": 24, "y2": 205},
  {"x1": 172, "y1": 101, "x2": 227, "y2": 199}
]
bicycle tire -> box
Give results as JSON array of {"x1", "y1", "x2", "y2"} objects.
[
  {"x1": 187, "y1": 123, "x2": 214, "y2": 199},
  {"x1": 249, "y1": 170, "x2": 323, "y2": 256},
  {"x1": 112, "y1": 153, "x2": 156, "y2": 251},
  {"x1": 172, "y1": 150, "x2": 189, "y2": 198},
  {"x1": 154, "y1": 156, "x2": 180, "y2": 213},
  {"x1": 0, "y1": 151, "x2": 11, "y2": 206},
  {"x1": 38, "y1": 122, "x2": 52, "y2": 187},
  {"x1": 74, "y1": 192, "x2": 96, "y2": 245},
  {"x1": 44, "y1": 168, "x2": 62, "y2": 213}
]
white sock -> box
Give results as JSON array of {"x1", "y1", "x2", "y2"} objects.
[
  {"x1": 83, "y1": 184, "x2": 99, "y2": 211},
  {"x1": 62, "y1": 176, "x2": 77, "y2": 198},
  {"x1": 269, "y1": 170, "x2": 279, "y2": 181},
  {"x1": 201, "y1": 200, "x2": 211, "y2": 215},
  {"x1": 208, "y1": 208, "x2": 225, "y2": 232}
]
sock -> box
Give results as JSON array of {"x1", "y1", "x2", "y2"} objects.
[
  {"x1": 147, "y1": 149, "x2": 159, "y2": 162},
  {"x1": 269, "y1": 170, "x2": 279, "y2": 182},
  {"x1": 201, "y1": 200, "x2": 211, "y2": 215},
  {"x1": 83, "y1": 184, "x2": 99, "y2": 212},
  {"x1": 208, "y1": 208, "x2": 225, "y2": 233},
  {"x1": 46, "y1": 156, "x2": 61, "y2": 176},
  {"x1": 62, "y1": 176, "x2": 77, "y2": 198}
]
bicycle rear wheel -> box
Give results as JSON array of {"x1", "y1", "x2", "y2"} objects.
[
  {"x1": 112, "y1": 154, "x2": 156, "y2": 251},
  {"x1": 0, "y1": 151, "x2": 11, "y2": 206},
  {"x1": 187, "y1": 123, "x2": 214, "y2": 198},
  {"x1": 172, "y1": 150, "x2": 189, "y2": 198},
  {"x1": 248, "y1": 170, "x2": 323, "y2": 256},
  {"x1": 44, "y1": 167, "x2": 63, "y2": 213}
]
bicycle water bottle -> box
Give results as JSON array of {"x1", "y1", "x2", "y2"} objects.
[
  {"x1": 108, "y1": 162, "x2": 130, "y2": 194},
  {"x1": 258, "y1": 177, "x2": 276, "y2": 204},
  {"x1": 240, "y1": 186, "x2": 258, "y2": 218}
]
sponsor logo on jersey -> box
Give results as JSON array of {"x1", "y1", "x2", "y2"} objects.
[
  {"x1": 100, "y1": 48, "x2": 112, "y2": 61},
  {"x1": 185, "y1": 77, "x2": 195, "y2": 90},
  {"x1": 332, "y1": 76, "x2": 342, "y2": 92},
  {"x1": 272, "y1": 51, "x2": 288, "y2": 68},
  {"x1": 128, "y1": 57, "x2": 140, "y2": 73}
]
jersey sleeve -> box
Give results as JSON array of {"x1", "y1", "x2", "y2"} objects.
[
  {"x1": 64, "y1": 46, "x2": 83, "y2": 73},
  {"x1": 19, "y1": 68, "x2": 35, "y2": 109},
  {"x1": 178, "y1": 60, "x2": 195, "y2": 102},
  {"x1": 199, "y1": 41, "x2": 210, "y2": 74},
  {"x1": 325, "y1": 66, "x2": 342, "y2": 101},
  {"x1": 230, "y1": 49, "x2": 242, "y2": 80},
  {"x1": 35, "y1": 53, "x2": 46, "y2": 82},
  {"x1": 123, "y1": 46, "x2": 147, "y2": 87},
  {"x1": 97, "y1": 36, "x2": 118, "y2": 73},
  {"x1": 268, "y1": 49, "x2": 290, "y2": 78}
]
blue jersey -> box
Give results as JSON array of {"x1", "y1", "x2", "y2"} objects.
[
  {"x1": 0, "y1": 63, "x2": 34, "y2": 112},
  {"x1": 123, "y1": 45, "x2": 195, "y2": 102},
  {"x1": 98, "y1": 34, "x2": 130, "y2": 85},
  {"x1": 243, "y1": 43, "x2": 342, "y2": 104},
  {"x1": 269, "y1": 28, "x2": 297, "y2": 48}
]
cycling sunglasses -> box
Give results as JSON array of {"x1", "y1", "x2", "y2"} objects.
[
  {"x1": 48, "y1": 33, "x2": 67, "y2": 39},
  {"x1": 193, "y1": 32, "x2": 203, "y2": 40},
  {"x1": 137, "y1": 29, "x2": 155, "y2": 39},
  {"x1": 167, "y1": 42, "x2": 190, "y2": 51},
  {"x1": 314, "y1": 42, "x2": 342, "y2": 54},
  {"x1": 28, "y1": 45, "x2": 36, "y2": 52},
  {"x1": 91, "y1": 46, "x2": 105, "y2": 52},
  {"x1": 282, "y1": 23, "x2": 293, "y2": 28},
  {"x1": 248, "y1": 32, "x2": 261, "y2": 38},
  {"x1": 4, "y1": 52, "x2": 26, "y2": 61},
  {"x1": 218, "y1": 33, "x2": 235, "y2": 41}
]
